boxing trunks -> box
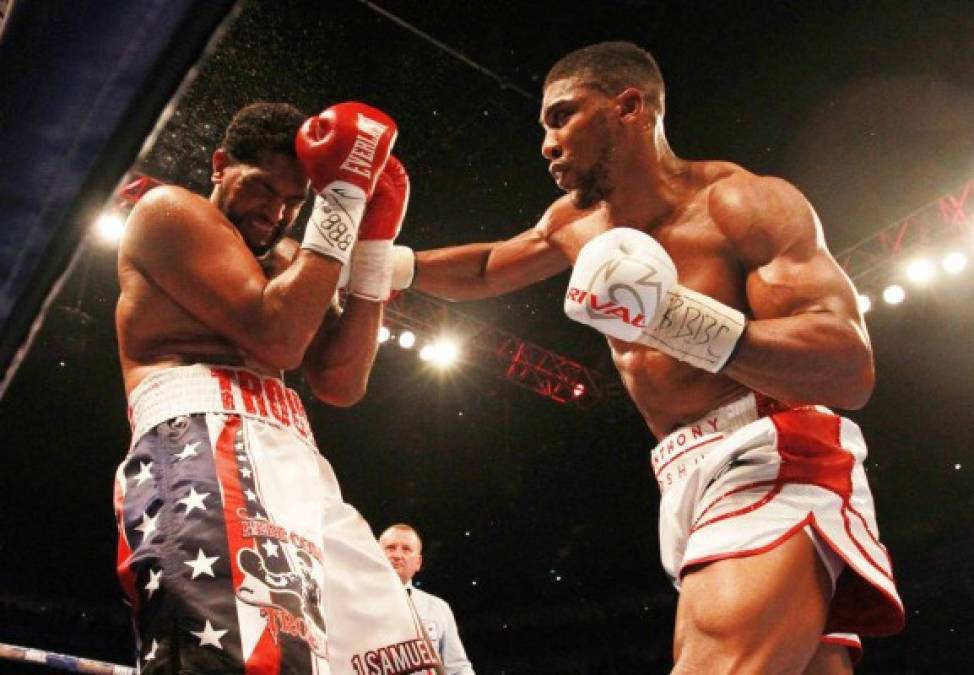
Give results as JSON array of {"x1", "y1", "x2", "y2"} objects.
[
  {"x1": 653, "y1": 392, "x2": 905, "y2": 647},
  {"x1": 114, "y1": 365, "x2": 438, "y2": 674}
]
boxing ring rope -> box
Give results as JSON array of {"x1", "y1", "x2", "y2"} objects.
[{"x1": 0, "y1": 642, "x2": 134, "y2": 675}]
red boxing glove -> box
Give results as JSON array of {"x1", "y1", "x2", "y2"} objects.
[
  {"x1": 348, "y1": 156, "x2": 411, "y2": 301},
  {"x1": 295, "y1": 102, "x2": 397, "y2": 265}
]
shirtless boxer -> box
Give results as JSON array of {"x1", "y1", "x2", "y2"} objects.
[
  {"x1": 404, "y1": 43, "x2": 904, "y2": 673},
  {"x1": 114, "y1": 101, "x2": 438, "y2": 674}
]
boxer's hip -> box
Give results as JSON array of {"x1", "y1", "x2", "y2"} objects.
[{"x1": 126, "y1": 363, "x2": 314, "y2": 446}]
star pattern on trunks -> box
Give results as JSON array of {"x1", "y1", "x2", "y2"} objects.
[
  {"x1": 185, "y1": 548, "x2": 219, "y2": 579},
  {"x1": 175, "y1": 441, "x2": 200, "y2": 461},
  {"x1": 178, "y1": 486, "x2": 210, "y2": 515},
  {"x1": 132, "y1": 461, "x2": 153, "y2": 486},
  {"x1": 135, "y1": 511, "x2": 158, "y2": 541},
  {"x1": 190, "y1": 619, "x2": 229, "y2": 649},
  {"x1": 245, "y1": 488, "x2": 258, "y2": 502},
  {"x1": 145, "y1": 568, "x2": 162, "y2": 599},
  {"x1": 261, "y1": 540, "x2": 280, "y2": 558}
]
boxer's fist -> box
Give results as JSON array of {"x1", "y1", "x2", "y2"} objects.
[
  {"x1": 348, "y1": 156, "x2": 411, "y2": 301},
  {"x1": 565, "y1": 227, "x2": 677, "y2": 342},
  {"x1": 296, "y1": 102, "x2": 397, "y2": 198},
  {"x1": 564, "y1": 228, "x2": 747, "y2": 373},
  {"x1": 296, "y1": 102, "x2": 397, "y2": 265}
]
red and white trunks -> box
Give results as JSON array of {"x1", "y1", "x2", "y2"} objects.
[
  {"x1": 115, "y1": 365, "x2": 438, "y2": 674},
  {"x1": 653, "y1": 392, "x2": 905, "y2": 642}
]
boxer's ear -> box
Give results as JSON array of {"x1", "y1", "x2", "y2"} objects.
[
  {"x1": 211, "y1": 148, "x2": 230, "y2": 183},
  {"x1": 616, "y1": 87, "x2": 643, "y2": 120}
]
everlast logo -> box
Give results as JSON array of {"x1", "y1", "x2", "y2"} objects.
[
  {"x1": 209, "y1": 368, "x2": 310, "y2": 437},
  {"x1": 351, "y1": 638, "x2": 440, "y2": 675},
  {"x1": 340, "y1": 114, "x2": 389, "y2": 179}
]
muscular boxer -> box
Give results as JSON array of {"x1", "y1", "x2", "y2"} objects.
[
  {"x1": 402, "y1": 43, "x2": 904, "y2": 672},
  {"x1": 114, "y1": 101, "x2": 438, "y2": 674}
]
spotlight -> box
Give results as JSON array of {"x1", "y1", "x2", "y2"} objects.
[
  {"x1": 419, "y1": 344, "x2": 435, "y2": 361},
  {"x1": 398, "y1": 330, "x2": 416, "y2": 349},
  {"x1": 857, "y1": 294, "x2": 872, "y2": 314},
  {"x1": 942, "y1": 251, "x2": 967, "y2": 275},
  {"x1": 882, "y1": 284, "x2": 905, "y2": 305},
  {"x1": 430, "y1": 337, "x2": 459, "y2": 367},
  {"x1": 572, "y1": 382, "x2": 586, "y2": 398},
  {"x1": 905, "y1": 258, "x2": 935, "y2": 284},
  {"x1": 95, "y1": 212, "x2": 125, "y2": 243},
  {"x1": 378, "y1": 326, "x2": 391, "y2": 343}
]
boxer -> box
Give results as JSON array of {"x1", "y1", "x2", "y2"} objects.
[
  {"x1": 402, "y1": 42, "x2": 904, "y2": 672},
  {"x1": 114, "y1": 101, "x2": 438, "y2": 674}
]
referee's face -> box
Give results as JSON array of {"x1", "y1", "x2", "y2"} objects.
[{"x1": 380, "y1": 528, "x2": 423, "y2": 584}]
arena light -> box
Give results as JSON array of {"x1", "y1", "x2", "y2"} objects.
[
  {"x1": 905, "y1": 258, "x2": 936, "y2": 285},
  {"x1": 429, "y1": 337, "x2": 459, "y2": 368},
  {"x1": 857, "y1": 294, "x2": 872, "y2": 314},
  {"x1": 572, "y1": 382, "x2": 587, "y2": 398},
  {"x1": 378, "y1": 326, "x2": 391, "y2": 343},
  {"x1": 882, "y1": 284, "x2": 906, "y2": 305},
  {"x1": 942, "y1": 251, "x2": 968, "y2": 275},
  {"x1": 95, "y1": 211, "x2": 126, "y2": 243},
  {"x1": 398, "y1": 330, "x2": 416, "y2": 349},
  {"x1": 419, "y1": 344, "x2": 435, "y2": 361}
]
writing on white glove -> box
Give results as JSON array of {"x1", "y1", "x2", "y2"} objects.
[{"x1": 564, "y1": 228, "x2": 746, "y2": 373}]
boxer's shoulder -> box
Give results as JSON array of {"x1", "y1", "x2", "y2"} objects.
[
  {"x1": 123, "y1": 185, "x2": 241, "y2": 260},
  {"x1": 535, "y1": 193, "x2": 600, "y2": 240}
]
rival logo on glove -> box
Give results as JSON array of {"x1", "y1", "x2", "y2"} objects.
[{"x1": 566, "y1": 254, "x2": 670, "y2": 330}]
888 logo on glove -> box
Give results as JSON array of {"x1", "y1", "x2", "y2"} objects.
[{"x1": 309, "y1": 191, "x2": 357, "y2": 252}]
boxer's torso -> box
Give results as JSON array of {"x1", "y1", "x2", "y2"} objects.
[
  {"x1": 545, "y1": 161, "x2": 754, "y2": 437},
  {"x1": 116, "y1": 227, "x2": 290, "y2": 397}
]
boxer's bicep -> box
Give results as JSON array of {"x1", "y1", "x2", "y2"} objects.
[
  {"x1": 414, "y1": 227, "x2": 567, "y2": 300},
  {"x1": 484, "y1": 227, "x2": 570, "y2": 289}
]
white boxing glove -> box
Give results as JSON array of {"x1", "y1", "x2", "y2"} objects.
[
  {"x1": 564, "y1": 228, "x2": 747, "y2": 373},
  {"x1": 565, "y1": 227, "x2": 677, "y2": 342}
]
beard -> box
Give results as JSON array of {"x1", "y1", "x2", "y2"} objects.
[{"x1": 569, "y1": 116, "x2": 615, "y2": 209}]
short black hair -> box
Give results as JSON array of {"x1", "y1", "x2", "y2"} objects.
[
  {"x1": 221, "y1": 101, "x2": 306, "y2": 164},
  {"x1": 544, "y1": 41, "x2": 665, "y2": 111}
]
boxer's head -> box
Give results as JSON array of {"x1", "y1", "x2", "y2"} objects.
[
  {"x1": 541, "y1": 42, "x2": 665, "y2": 208},
  {"x1": 211, "y1": 101, "x2": 310, "y2": 255},
  {"x1": 379, "y1": 523, "x2": 423, "y2": 585}
]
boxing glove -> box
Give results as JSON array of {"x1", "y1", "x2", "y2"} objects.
[
  {"x1": 347, "y1": 156, "x2": 410, "y2": 301},
  {"x1": 564, "y1": 228, "x2": 747, "y2": 373},
  {"x1": 295, "y1": 102, "x2": 397, "y2": 265}
]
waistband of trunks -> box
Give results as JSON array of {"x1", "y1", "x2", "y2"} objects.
[
  {"x1": 652, "y1": 391, "x2": 790, "y2": 458},
  {"x1": 127, "y1": 364, "x2": 313, "y2": 443}
]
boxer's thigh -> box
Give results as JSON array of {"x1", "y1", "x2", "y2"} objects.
[{"x1": 673, "y1": 529, "x2": 832, "y2": 674}]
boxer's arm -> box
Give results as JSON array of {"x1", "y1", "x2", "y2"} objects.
[
  {"x1": 122, "y1": 186, "x2": 340, "y2": 372},
  {"x1": 301, "y1": 296, "x2": 381, "y2": 407},
  {"x1": 714, "y1": 174, "x2": 874, "y2": 409},
  {"x1": 411, "y1": 198, "x2": 574, "y2": 301}
]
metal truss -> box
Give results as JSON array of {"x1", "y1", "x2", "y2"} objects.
[
  {"x1": 384, "y1": 290, "x2": 621, "y2": 409},
  {"x1": 835, "y1": 178, "x2": 974, "y2": 289}
]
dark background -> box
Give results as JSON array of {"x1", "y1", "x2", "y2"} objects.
[{"x1": 2, "y1": 1, "x2": 974, "y2": 672}]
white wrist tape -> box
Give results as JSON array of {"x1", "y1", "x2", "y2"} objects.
[
  {"x1": 301, "y1": 181, "x2": 367, "y2": 266},
  {"x1": 637, "y1": 284, "x2": 746, "y2": 373},
  {"x1": 390, "y1": 245, "x2": 415, "y2": 291},
  {"x1": 348, "y1": 239, "x2": 393, "y2": 302}
]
